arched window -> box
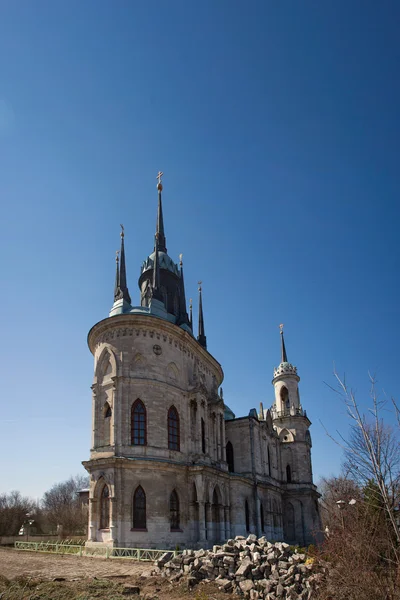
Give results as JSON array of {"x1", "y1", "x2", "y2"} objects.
[
  {"x1": 245, "y1": 500, "x2": 250, "y2": 532},
  {"x1": 170, "y1": 490, "x2": 180, "y2": 530},
  {"x1": 201, "y1": 418, "x2": 206, "y2": 453},
  {"x1": 133, "y1": 486, "x2": 146, "y2": 529},
  {"x1": 168, "y1": 406, "x2": 180, "y2": 451},
  {"x1": 100, "y1": 484, "x2": 110, "y2": 529},
  {"x1": 260, "y1": 502, "x2": 265, "y2": 532},
  {"x1": 103, "y1": 403, "x2": 111, "y2": 446},
  {"x1": 280, "y1": 386, "x2": 289, "y2": 411},
  {"x1": 286, "y1": 464, "x2": 292, "y2": 483},
  {"x1": 131, "y1": 399, "x2": 146, "y2": 446},
  {"x1": 226, "y1": 441, "x2": 234, "y2": 473},
  {"x1": 267, "y1": 446, "x2": 271, "y2": 476}
]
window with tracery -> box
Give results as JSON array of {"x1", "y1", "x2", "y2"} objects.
[
  {"x1": 133, "y1": 486, "x2": 146, "y2": 529},
  {"x1": 131, "y1": 399, "x2": 146, "y2": 446},
  {"x1": 170, "y1": 490, "x2": 180, "y2": 530},
  {"x1": 100, "y1": 484, "x2": 110, "y2": 529},
  {"x1": 168, "y1": 406, "x2": 180, "y2": 451}
]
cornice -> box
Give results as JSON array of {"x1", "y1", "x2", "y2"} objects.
[{"x1": 87, "y1": 313, "x2": 223, "y2": 383}]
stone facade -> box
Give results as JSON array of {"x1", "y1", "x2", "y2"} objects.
[{"x1": 82, "y1": 180, "x2": 321, "y2": 550}]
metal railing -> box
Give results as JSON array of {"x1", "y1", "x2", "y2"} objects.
[{"x1": 14, "y1": 541, "x2": 180, "y2": 561}]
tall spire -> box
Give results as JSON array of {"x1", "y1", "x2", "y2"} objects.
[
  {"x1": 119, "y1": 225, "x2": 131, "y2": 304},
  {"x1": 151, "y1": 174, "x2": 163, "y2": 302},
  {"x1": 113, "y1": 250, "x2": 120, "y2": 301},
  {"x1": 155, "y1": 171, "x2": 167, "y2": 253},
  {"x1": 197, "y1": 281, "x2": 207, "y2": 349},
  {"x1": 189, "y1": 298, "x2": 193, "y2": 330},
  {"x1": 280, "y1": 323, "x2": 288, "y2": 363},
  {"x1": 114, "y1": 226, "x2": 131, "y2": 304}
]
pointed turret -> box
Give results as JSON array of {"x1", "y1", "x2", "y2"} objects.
[
  {"x1": 155, "y1": 171, "x2": 167, "y2": 253},
  {"x1": 151, "y1": 231, "x2": 163, "y2": 302},
  {"x1": 197, "y1": 282, "x2": 207, "y2": 349},
  {"x1": 189, "y1": 298, "x2": 193, "y2": 330},
  {"x1": 280, "y1": 323, "x2": 288, "y2": 363},
  {"x1": 114, "y1": 250, "x2": 120, "y2": 301},
  {"x1": 176, "y1": 254, "x2": 190, "y2": 326},
  {"x1": 114, "y1": 226, "x2": 131, "y2": 304}
]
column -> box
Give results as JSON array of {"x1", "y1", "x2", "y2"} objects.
[
  {"x1": 224, "y1": 506, "x2": 231, "y2": 540},
  {"x1": 109, "y1": 497, "x2": 117, "y2": 545},
  {"x1": 218, "y1": 505, "x2": 225, "y2": 542},
  {"x1": 205, "y1": 502, "x2": 212, "y2": 542},
  {"x1": 220, "y1": 414, "x2": 226, "y2": 462},
  {"x1": 88, "y1": 498, "x2": 97, "y2": 542},
  {"x1": 91, "y1": 385, "x2": 98, "y2": 449},
  {"x1": 198, "y1": 501, "x2": 207, "y2": 543}
]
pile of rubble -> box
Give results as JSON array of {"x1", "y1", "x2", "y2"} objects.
[{"x1": 154, "y1": 535, "x2": 325, "y2": 599}]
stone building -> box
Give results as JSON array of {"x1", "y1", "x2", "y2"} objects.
[{"x1": 83, "y1": 174, "x2": 321, "y2": 550}]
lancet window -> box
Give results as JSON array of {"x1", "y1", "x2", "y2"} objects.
[
  {"x1": 168, "y1": 406, "x2": 180, "y2": 451},
  {"x1": 132, "y1": 399, "x2": 146, "y2": 446}
]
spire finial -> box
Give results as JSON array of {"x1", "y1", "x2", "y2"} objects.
[
  {"x1": 197, "y1": 281, "x2": 207, "y2": 349},
  {"x1": 154, "y1": 171, "x2": 167, "y2": 253},
  {"x1": 156, "y1": 170, "x2": 163, "y2": 191},
  {"x1": 189, "y1": 297, "x2": 193, "y2": 330},
  {"x1": 114, "y1": 226, "x2": 131, "y2": 304},
  {"x1": 279, "y1": 323, "x2": 288, "y2": 363},
  {"x1": 179, "y1": 253, "x2": 183, "y2": 266}
]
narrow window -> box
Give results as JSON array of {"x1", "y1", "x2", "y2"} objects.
[
  {"x1": 267, "y1": 446, "x2": 271, "y2": 476},
  {"x1": 245, "y1": 500, "x2": 250, "y2": 532},
  {"x1": 286, "y1": 464, "x2": 292, "y2": 483},
  {"x1": 132, "y1": 399, "x2": 146, "y2": 446},
  {"x1": 226, "y1": 441, "x2": 234, "y2": 473},
  {"x1": 100, "y1": 484, "x2": 110, "y2": 529},
  {"x1": 260, "y1": 503, "x2": 265, "y2": 532},
  {"x1": 280, "y1": 386, "x2": 289, "y2": 412},
  {"x1": 133, "y1": 486, "x2": 146, "y2": 529},
  {"x1": 168, "y1": 406, "x2": 180, "y2": 451},
  {"x1": 201, "y1": 418, "x2": 206, "y2": 453},
  {"x1": 103, "y1": 403, "x2": 111, "y2": 446},
  {"x1": 170, "y1": 490, "x2": 180, "y2": 530}
]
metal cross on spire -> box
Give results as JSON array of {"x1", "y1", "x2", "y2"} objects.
[{"x1": 156, "y1": 171, "x2": 163, "y2": 185}]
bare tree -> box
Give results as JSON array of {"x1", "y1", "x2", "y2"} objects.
[
  {"x1": 0, "y1": 491, "x2": 36, "y2": 536},
  {"x1": 41, "y1": 474, "x2": 89, "y2": 536},
  {"x1": 325, "y1": 372, "x2": 400, "y2": 547}
]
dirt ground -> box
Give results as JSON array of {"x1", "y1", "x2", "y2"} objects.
[{"x1": 0, "y1": 547, "x2": 228, "y2": 599}]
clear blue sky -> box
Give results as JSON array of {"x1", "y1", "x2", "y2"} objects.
[{"x1": 1, "y1": 1, "x2": 399, "y2": 500}]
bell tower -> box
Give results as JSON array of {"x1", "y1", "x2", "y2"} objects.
[{"x1": 271, "y1": 325, "x2": 313, "y2": 484}]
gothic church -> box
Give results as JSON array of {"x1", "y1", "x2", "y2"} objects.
[{"x1": 83, "y1": 174, "x2": 321, "y2": 550}]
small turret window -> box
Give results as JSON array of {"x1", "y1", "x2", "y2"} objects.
[
  {"x1": 280, "y1": 386, "x2": 289, "y2": 411},
  {"x1": 286, "y1": 464, "x2": 292, "y2": 483}
]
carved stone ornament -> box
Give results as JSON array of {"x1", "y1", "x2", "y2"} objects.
[{"x1": 153, "y1": 344, "x2": 162, "y2": 355}]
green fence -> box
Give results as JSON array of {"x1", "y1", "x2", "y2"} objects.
[{"x1": 14, "y1": 541, "x2": 179, "y2": 561}]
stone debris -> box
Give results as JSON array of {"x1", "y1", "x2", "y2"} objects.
[{"x1": 154, "y1": 535, "x2": 325, "y2": 599}]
